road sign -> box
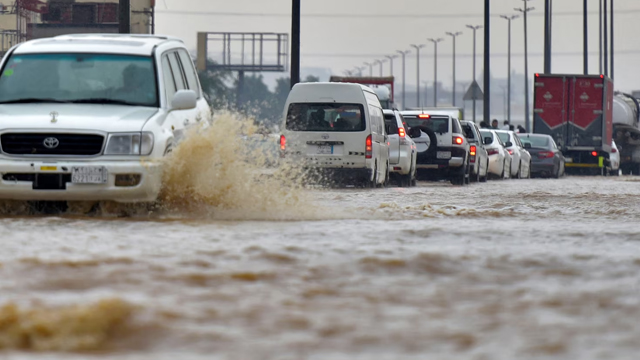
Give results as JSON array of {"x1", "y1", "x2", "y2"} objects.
[{"x1": 463, "y1": 80, "x2": 484, "y2": 101}]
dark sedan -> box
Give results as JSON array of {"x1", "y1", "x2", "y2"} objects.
[{"x1": 517, "y1": 133, "x2": 565, "y2": 178}]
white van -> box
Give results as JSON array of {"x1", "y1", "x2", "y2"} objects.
[{"x1": 281, "y1": 83, "x2": 389, "y2": 187}]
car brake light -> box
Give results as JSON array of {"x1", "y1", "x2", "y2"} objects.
[
  {"x1": 398, "y1": 127, "x2": 406, "y2": 138},
  {"x1": 507, "y1": 149, "x2": 514, "y2": 155},
  {"x1": 487, "y1": 149, "x2": 499, "y2": 156},
  {"x1": 470, "y1": 145, "x2": 476, "y2": 156},
  {"x1": 591, "y1": 151, "x2": 598, "y2": 157},
  {"x1": 418, "y1": 114, "x2": 430, "y2": 119},
  {"x1": 365, "y1": 135, "x2": 372, "y2": 159},
  {"x1": 453, "y1": 136, "x2": 464, "y2": 145},
  {"x1": 280, "y1": 135, "x2": 286, "y2": 151},
  {"x1": 612, "y1": 148, "x2": 617, "y2": 153},
  {"x1": 538, "y1": 151, "x2": 554, "y2": 159}
]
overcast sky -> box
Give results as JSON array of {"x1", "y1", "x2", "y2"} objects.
[{"x1": 156, "y1": 0, "x2": 640, "y2": 92}]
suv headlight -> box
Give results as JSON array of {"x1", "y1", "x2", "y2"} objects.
[{"x1": 105, "y1": 132, "x2": 154, "y2": 155}]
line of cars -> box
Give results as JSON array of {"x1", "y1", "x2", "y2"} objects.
[{"x1": 280, "y1": 82, "x2": 574, "y2": 187}]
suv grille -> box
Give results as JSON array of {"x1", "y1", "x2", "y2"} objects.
[{"x1": 0, "y1": 133, "x2": 104, "y2": 156}]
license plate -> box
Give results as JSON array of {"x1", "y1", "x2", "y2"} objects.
[
  {"x1": 437, "y1": 151, "x2": 452, "y2": 159},
  {"x1": 565, "y1": 158, "x2": 573, "y2": 163},
  {"x1": 317, "y1": 145, "x2": 333, "y2": 155},
  {"x1": 71, "y1": 166, "x2": 108, "y2": 184}
]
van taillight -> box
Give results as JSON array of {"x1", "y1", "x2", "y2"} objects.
[
  {"x1": 398, "y1": 127, "x2": 406, "y2": 138},
  {"x1": 280, "y1": 135, "x2": 286, "y2": 151},
  {"x1": 470, "y1": 145, "x2": 476, "y2": 156},
  {"x1": 365, "y1": 135, "x2": 373, "y2": 159}
]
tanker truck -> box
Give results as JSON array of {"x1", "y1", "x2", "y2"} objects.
[{"x1": 612, "y1": 92, "x2": 640, "y2": 174}]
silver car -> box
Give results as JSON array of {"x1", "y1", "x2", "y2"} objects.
[{"x1": 384, "y1": 109, "x2": 417, "y2": 187}]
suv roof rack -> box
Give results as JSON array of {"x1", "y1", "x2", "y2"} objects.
[{"x1": 53, "y1": 34, "x2": 184, "y2": 43}]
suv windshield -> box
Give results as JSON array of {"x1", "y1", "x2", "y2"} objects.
[
  {"x1": 286, "y1": 103, "x2": 365, "y2": 132},
  {"x1": 404, "y1": 116, "x2": 449, "y2": 133},
  {"x1": 496, "y1": 132, "x2": 511, "y2": 144},
  {"x1": 0, "y1": 53, "x2": 158, "y2": 107}
]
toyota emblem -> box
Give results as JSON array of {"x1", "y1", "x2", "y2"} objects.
[
  {"x1": 43, "y1": 137, "x2": 60, "y2": 149},
  {"x1": 321, "y1": 133, "x2": 330, "y2": 140}
]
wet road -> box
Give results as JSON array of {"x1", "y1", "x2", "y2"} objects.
[{"x1": 2, "y1": 176, "x2": 640, "y2": 359}]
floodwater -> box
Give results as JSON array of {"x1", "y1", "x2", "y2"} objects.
[{"x1": 2, "y1": 176, "x2": 640, "y2": 360}]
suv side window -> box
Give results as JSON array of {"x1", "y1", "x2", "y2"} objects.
[
  {"x1": 161, "y1": 56, "x2": 177, "y2": 104},
  {"x1": 451, "y1": 118, "x2": 462, "y2": 134},
  {"x1": 176, "y1": 49, "x2": 202, "y2": 98},
  {"x1": 167, "y1": 52, "x2": 186, "y2": 90}
]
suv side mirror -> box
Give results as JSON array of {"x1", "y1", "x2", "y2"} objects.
[
  {"x1": 524, "y1": 143, "x2": 532, "y2": 149},
  {"x1": 505, "y1": 141, "x2": 513, "y2": 147},
  {"x1": 171, "y1": 90, "x2": 198, "y2": 111},
  {"x1": 484, "y1": 137, "x2": 492, "y2": 145},
  {"x1": 408, "y1": 127, "x2": 422, "y2": 139}
]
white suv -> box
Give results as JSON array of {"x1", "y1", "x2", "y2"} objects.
[{"x1": 0, "y1": 34, "x2": 211, "y2": 203}]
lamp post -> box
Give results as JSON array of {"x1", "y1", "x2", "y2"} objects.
[
  {"x1": 375, "y1": 59, "x2": 387, "y2": 77},
  {"x1": 385, "y1": 55, "x2": 398, "y2": 77},
  {"x1": 516, "y1": 2, "x2": 534, "y2": 132},
  {"x1": 290, "y1": 0, "x2": 300, "y2": 88},
  {"x1": 397, "y1": 50, "x2": 410, "y2": 109},
  {"x1": 410, "y1": 44, "x2": 426, "y2": 108},
  {"x1": 500, "y1": 15, "x2": 518, "y2": 123},
  {"x1": 355, "y1": 66, "x2": 365, "y2": 77},
  {"x1": 466, "y1": 25, "x2": 482, "y2": 122},
  {"x1": 445, "y1": 31, "x2": 462, "y2": 106},
  {"x1": 427, "y1": 38, "x2": 444, "y2": 107},
  {"x1": 363, "y1": 62, "x2": 373, "y2": 77}
]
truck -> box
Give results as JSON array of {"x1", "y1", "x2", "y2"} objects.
[
  {"x1": 533, "y1": 73, "x2": 614, "y2": 175},
  {"x1": 612, "y1": 92, "x2": 640, "y2": 174},
  {"x1": 329, "y1": 76, "x2": 395, "y2": 109}
]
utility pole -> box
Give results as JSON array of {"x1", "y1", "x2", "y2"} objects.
[
  {"x1": 410, "y1": 44, "x2": 426, "y2": 108},
  {"x1": 118, "y1": 0, "x2": 131, "y2": 34},
  {"x1": 516, "y1": 2, "x2": 534, "y2": 132},
  {"x1": 610, "y1": 0, "x2": 614, "y2": 80},
  {"x1": 445, "y1": 31, "x2": 462, "y2": 106},
  {"x1": 483, "y1": 0, "x2": 490, "y2": 125},
  {"x1": 386, "y1": 55, "x2": 398, "y2": 102},
  {"x1": 290, "y1": 0, "x2": 300, "y2": 88},
  {"x1": 500, "y1": 15, "x2": 518, "y2": 123},
  {"x1": 375, "y1": 59, "x2": 387, "y2": 77},
  {"x1": 599, "y1": 0, "x2": 603, "y2": 74},
  {"x1": 604, "y1": 0, "x2": 608, "y2": 76},
  {"x1": 428, "y1": 38, "x2": 444, "y2": 107},
  {"x1": 583, "y1": 0, "x2": 588, "y2": 74},
  {"x1": 466, "y1": 25, "x2": 482, "y2": 122},
  {"x1": 397, "y1": 50, "x2": 410, "y2": 109},
  {"x1": 544, "y1": 0, "x2": 551, "y2": 73}
]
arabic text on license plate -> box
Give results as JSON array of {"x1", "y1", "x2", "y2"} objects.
[
  {"x1": 317, "y1": 145, "x2": 333, "y2": 154},
  {"x1": 71, "y1": 166, "x2": 108, "y2": 184},
  {"x1": 437, "y1": 151, "x2": 452, "y2": 159}
]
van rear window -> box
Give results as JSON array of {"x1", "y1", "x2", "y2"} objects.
[
  {"x1": 404, "y1": 116, "x2": 449, "y2": 133},
  {"x1": 286, "y1": 103, "x2": 366, "y2": 132}
]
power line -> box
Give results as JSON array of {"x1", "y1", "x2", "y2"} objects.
[
  {"x1": 293, "y1": 50, "x2": 640, "y2": 59},
  {"x1": 155, "y1": 9, "x2": 640, "y2": 19}
]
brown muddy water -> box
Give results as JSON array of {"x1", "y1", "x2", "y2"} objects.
[{"x1": 2, "y1": 176, "x2": 640, "y2": 360}]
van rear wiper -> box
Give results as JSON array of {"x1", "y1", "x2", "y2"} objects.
[
  {"x1": 69, "y1": 98, "x2": 141, "y2": 106},
  {"x1": 0, "y1": 98, "x2": 71, "y2": 104}
]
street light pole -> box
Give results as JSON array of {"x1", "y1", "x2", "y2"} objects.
[
  {"x1": 583, "y1": 0, "x2": 588, "y2": 74},
  {"x1": 364, "y1": 62, "x2": 373, "y2": 77},
  {"x1": 290, "y1": 0, "x2": 301, "y2": 89},
  {"x1": 446, "y1": 31, "x2": 462, "y2": 106},
  {"x1": 375, "y1": 59, "x2": 387, "y2": 77},
  {"x1": 466, "y1": 25, "x2": 482, "y2": 122},
  {"x1": 356, "y1": 66, "x2": 365, "y2": 77},
  {"x1": 544, "y1": 0, "x2": 551, "y2": 73},
  {"x1": 385, "y1": 55, "x2": 398, "y2": 77},
  {"x1": 500, "y1": 15, "x2": 518, "y2": 123},
  {"x1": 516, "y1": 2, "x2": 534, "y2": 132},
  {"x1": 428, "y1": 38, "x2": 444, "y2": 107},
  {"x1": 397, "y1": 50, "x2": 410, "y2": 109},
  {"x1": 410, "y1": 44, "x2": 426, "y2": 108},
  {"x1": 610, "y1": 0, "x2": 614, "y2": 80}
]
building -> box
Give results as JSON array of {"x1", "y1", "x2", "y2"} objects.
[{"x1": 0, "y1": 0, "x2": 153, "y2": 54}]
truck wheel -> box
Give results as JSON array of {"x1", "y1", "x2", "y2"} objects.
[{"x1": 480, "y1": 164, "x2": 488, "y2": 183}]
